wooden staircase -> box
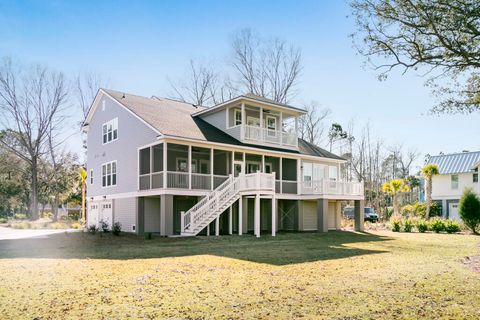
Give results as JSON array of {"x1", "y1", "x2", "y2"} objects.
[{"x1": 180, "y1": 172, "x2": 275, "y2": 236}]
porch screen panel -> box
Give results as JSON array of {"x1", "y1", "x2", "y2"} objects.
[
  {"x1": 139, "y1": 148, "x2": 150, "y2": 175},
  {"x1": 153, "y1": 144, "x2": 163, "y2": 172}
]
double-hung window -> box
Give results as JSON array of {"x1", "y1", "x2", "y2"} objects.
[
  {"x1": 451, "y1": 174, "x2": 459, "y2": 190},
  {"x1": 102, "y1": 118, "x2": 118, "y2": 144},
  {"x1": 102, "y1": 161, "x2": 117, "y2": 187},
  {"x1": 90, "y1": 169, "x2": 94, "y2": 185},
  {"x1": 234, "y1": 109, "x2": 242, "y2": 126}
]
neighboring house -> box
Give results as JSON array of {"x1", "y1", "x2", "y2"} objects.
[
  {"x1": 426, "y1": 151, "x2": 480, "y2": 220},
  {"x1": 82, "y1": 89, "x2": 365, "y2": 237}
]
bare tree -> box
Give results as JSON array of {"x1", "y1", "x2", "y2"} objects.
[
  {"x1": 75, "y1": 72, "x2": 103, "y2": 119},
  {"x1": 168, "y1": 59, "x2": 218, "y2": 106},
  {"x1": 231, "y1": 29, "x2": 302, "y2": 103},
  {"x1": 0, "y1": 57, "x2": 69, "y2": 219},
  {"x1": 168, "y1": 29, "x2": 302, "y2": 106},
  {"x1": 298, "y1": 101, "x2": 331, "y2": 145}
]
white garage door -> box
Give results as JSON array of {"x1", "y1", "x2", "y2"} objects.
[
  {"x1": 449, "y1": 203, "x2": 460, "y2": 221},
  {"x1": 87, "y1": 202, "x2": 99, "y2": 227},
  {"x1": 99, "y1": 201, "x2": 113, "y2": 229}
]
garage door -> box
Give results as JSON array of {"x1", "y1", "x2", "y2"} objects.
[
  {"x1": 100, "y1": 201, "x2": 113, "y2": 229},
  {"x1": 449, "y1": 202, "x2": 460, "y2": 221},
  {"x1": 87, "y1": 202, "x2": 99, "y2": 227}
]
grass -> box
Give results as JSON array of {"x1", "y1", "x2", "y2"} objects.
[{"x1": 0, "y1": 231, "x2": 479, "y2": 319}]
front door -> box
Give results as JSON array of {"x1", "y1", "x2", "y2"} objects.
[
  {"x1": 233, "y1": 161, "x2": 244, "y2": 177},
  {"x1": 449, "y1": 202, "x2": 460, "y2": 221}
]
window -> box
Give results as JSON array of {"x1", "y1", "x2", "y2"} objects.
[
  {"x1": 102, "y1": 161, "x2": 117, "y2": 187},
  {"x1": 234, "y1": 109, "x2": 242, "y2": 126},
  {"x1": 176, "y1": 158, "x2": 188, "y2": 172},
  {"x1": 90, "y1": 169, "x2": 94, "y2": 185},
  {"x1": 303, "y1": 162, "x2": 313, "y2": 187},
  {"x1": 474, "y1": 173, "x2": 478, "y2": 183},
  {"x1": 266, "y1": 116, "x2": 277, "y2": 131},
  {"x1": 451, "y1": 174, "x2": 459, "y2": 190},
  {"x1": 102, "y1": 118, "x2": 118, "y2": 144},
  {"x1": 329, "y1": 166, "x2": 338, "y2": 181}
]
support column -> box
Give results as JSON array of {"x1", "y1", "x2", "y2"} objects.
[
  {"x1": 242, "y1": 196, "x2": 248, "y2": 233},
  {"x1": 354, "y1": 200, "x2": 365, "y2": 232},
  {"x1": 279, "y1": 157, "x2": 283, "y2": 193},
  {"x1": 188, "y1": 145, "x2": 192, "y2": 189},
  {"x1": 229, "y1": 205, "x2": 233, "y2": 235},
  {"x1": 254, "y1": 194, "x2": 260, "y2": 237},
  {"x1": 136, "y1": 197, "x2": 145, "y2": 235},
  {"x1": 271, "y1": 197, "x2": 276, "y2": 236},
  {"x1": 207, "y1": 224, "x2": 210, "y2": 236},
  {"x1": 210, "y1": 148, "x2": 214, "y2": 191},
  {"x1": 160, "y1": 195, "x2": 173, "y2": 236},
  {"x1": 238, "y1": 196, "x2": 243, "y2": 235},
  {"x1": 215, "y1": 217, "x2": 220, "y2": 236},
  {"x1": 317, "y1": 199, "x2": 328, "y2": 233},
  {"x1": 163, "y1": 142, "x2": 167, "y2": 188}
]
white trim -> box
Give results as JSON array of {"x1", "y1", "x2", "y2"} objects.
[
  {"x1": 83, "y1": 89, "x2": 162, "y2": 135},
  {"x1": 192, "y1": 95, "x2": 306, "y2": 117},
  {"x1": 151, "y1": 135, "x2": 345, "y2": 164},
  {"x1": 101, "y1": 160, "x2": 117, "y2": 188}
]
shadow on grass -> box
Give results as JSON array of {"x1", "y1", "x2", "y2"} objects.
[{"x1": 0, "y1": 230, "x2": 392, "y2": 266}]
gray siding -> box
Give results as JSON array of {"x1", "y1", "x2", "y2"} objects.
[
  {"x1": 114, "y1": 197, "x2": 137, "y2": 232},
  {"x1": 87, "y1": 95, "x2": 158, "y2": 197},
  {"x1": 144, "y1": 197, "x2": 160, "y2": 233},
  {"x1": 201, "y1": 109, "x2": 242, "y2": 141}
]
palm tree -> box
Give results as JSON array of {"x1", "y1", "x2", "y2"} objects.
[
  {"x1": 422, "y1": 164, "x2": 439, "y2": 219},
  {"x1": 382, "y1": 179, "x2": 410, "y2": 218},
  {"x1": 79, "y1": 167, "x2": 87, "y2": 224}
]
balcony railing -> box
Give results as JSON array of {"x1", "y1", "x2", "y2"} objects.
[
  {"x1": 243, "y1": 125, "x2": 298, "y2": 148},
  {"x1": 139, "y1": 172, "x2": 363, "y2": 197},
  {"x1": 301, "y1": 179, "x2": 364, "y2": 196}
]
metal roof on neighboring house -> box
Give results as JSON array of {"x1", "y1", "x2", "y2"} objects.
[{"x1": 426, "y1": 151, "x2": 480, "y2": 174}]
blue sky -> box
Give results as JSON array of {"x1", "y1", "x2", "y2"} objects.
[{"x1": 0, "y1": 0, "x2": 478, "y2": 170}]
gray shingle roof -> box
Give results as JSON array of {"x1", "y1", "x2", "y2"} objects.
[
  {"x1": 426, "y1": 151, "x2": 480, "y2": 174},
  {"x1": 103, "y1": 89, "x2": 343, "y2": 161}
]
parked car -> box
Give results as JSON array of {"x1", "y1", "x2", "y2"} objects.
[
  {"x1": 343, "y1": 206, "x2": 379, "y2": 222},
  {"x1": 364, "y1": 207, "x2": 379, "y2": 222}
]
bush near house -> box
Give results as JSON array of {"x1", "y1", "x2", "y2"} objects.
[
  {"x1": 417, "y1": 220, "x2": 429, "y2": 233},
  {"x1": 458, "y1": 188, "x2": 480, "y2": 234},
  {"x1": 391, "y1": 220, "x2": 401, "y2": 232},
  {"x1": 401, "y1": 202, "x2": 442, "y2": 218},
  {"x1": 429, "y1": 218, "x2": 446, "y2": 233},
  {"x1": 13, "y1": 213, "x2": 27, "y2": 220},
  {"x1": 112, "y1": 222, "x2": 122, "y2": 236},
  {"x1": 403, "y1": 219, "x2": 413, "y2": 232},
  {"x1": 445, "y1": 220, "x2": 461, "y2": 234}
]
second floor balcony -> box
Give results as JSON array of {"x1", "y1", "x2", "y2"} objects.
[{"x1": 225, "y1": 103, "x2": 300, "y2": 149}]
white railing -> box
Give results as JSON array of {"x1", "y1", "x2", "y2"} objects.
[
  {"x1": 181, "y1": 172, "x2": 275, "y2": 234},
  {"x1": 191, "y1": 173, "x2": 211, "y2": 190},
  {"x1": 300, "y1": 179, "x2": 364, "y2": 196},
  {"x1": 167, "y1": 171, "x2": 189, "y2": 189},
  {"x1": 243, "y1": 125, "x2": 298, "y2": 147},
  {"x1": 139, "y1": 171, "x2": 163, "y2": 190}
]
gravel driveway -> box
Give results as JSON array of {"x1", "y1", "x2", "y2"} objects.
[{"x1": 0, "y1": 226, "x2": 77, "y2": 240}]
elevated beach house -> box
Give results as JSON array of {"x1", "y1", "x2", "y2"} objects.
[{"x1": 82, "y1": 89, "x2": 365, "y2": 236}]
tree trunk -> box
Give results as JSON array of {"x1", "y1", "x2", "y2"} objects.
[
  {"x1": 30, "y1": 159, "x2": 39, "y2": 220},
  {"x1": 81, "y1": 181, "x2": 86, "y2": 223},
  {"x1": 52, "y1": 197, "x2": 59, "y2": 222},
  {"x1": 425, "y1": 178, "x2": 431, "y2": 219}
]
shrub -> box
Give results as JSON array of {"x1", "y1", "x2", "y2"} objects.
[
  {"x1": 144, "y1": 232, "x2": 153, "y2": 240},
  {"x1": 88, "y1": 224, "x2": 98, "y2": 234},
  {"x1": 403, "y1": 219, "x2": 413, "y2": 232},
  {"x1": 100, "y1": 220, "x2": 109, "y2": 232},
  {"x1": 417, "y1": 220, "x2": 428, "y2": 233},
  {"x1": 112, "y1": 222, "x2": 122, "y2": 236},
  {"x1": 13, "y1": 213, "x2": 27, "y2": 220},
  {"x1": 41, "y1": 211, "x2": 53, "y2": 219},
  {"x1": 391, "y1": 220, "x2": 401, "y2": 232},
  {"x1": 50, "y1": 222, "x2": 65, "y2": 229},
  {"x1": 444, "y1": 220, "x2": 461, "y2": 234},
  {"x1": 11, "y1": 222, "x2": 31, "y2": 229},
  {"x1": 71, "y1": 222, "x2": 82, "y2": 229},
  {"x1": 0, "y1": 217, "x2": 7, "y2": 224},
  {"x1": 429, "y1": 218, "x2": 445, "y2": 233},
  {"x1": 458, "y1": 188, "x2": 480, "y2": 234}
]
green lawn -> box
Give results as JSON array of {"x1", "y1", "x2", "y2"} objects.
[{"x1": 0, "y1": 231, "x2": 479, "y2": 319}]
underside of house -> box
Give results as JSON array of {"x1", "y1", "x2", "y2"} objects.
[{"x1": 84, "y1": 89, "x2": 366, "y2": 237}]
